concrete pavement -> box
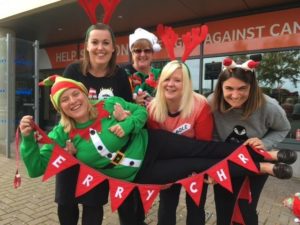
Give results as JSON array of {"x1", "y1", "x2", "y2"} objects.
[{"x1": 0, "y1": 155, "x2": 299, "y2": 225}]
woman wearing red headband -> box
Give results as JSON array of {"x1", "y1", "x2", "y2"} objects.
[{"x1": 208, "y1": 58, "x2": 295, "y2": 225}]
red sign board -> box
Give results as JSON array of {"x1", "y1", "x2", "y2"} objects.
[{"x1": 41, "y1": 8, "x2": 300, "y2": 69}]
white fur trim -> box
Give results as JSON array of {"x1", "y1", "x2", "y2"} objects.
[{"x1": 129, "y1": 28, "x2": 161, "y2": 52}]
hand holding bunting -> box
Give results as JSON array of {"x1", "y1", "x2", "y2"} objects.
[{"x1": 17, "y1": 75, "x2": 297, "y2": 218}]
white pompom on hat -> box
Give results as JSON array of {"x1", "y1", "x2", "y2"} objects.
[{"x1": 129, "y1": 28, "x2": 161, "y2": 52}]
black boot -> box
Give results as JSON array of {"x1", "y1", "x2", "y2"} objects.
[
  {"x1": 272, "y1": 163, "x2": 293, "y2": 179},
  {"x1": 277, "y1": 149, "x2": 297, "y2": 164}
]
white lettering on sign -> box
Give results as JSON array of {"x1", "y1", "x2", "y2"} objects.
[
  {"x1": 190, "y1": 182, "x2": 198, "y2": 193},
  {"x1": 52, "y1": 155, "x2": 66, "y2": 168},
  {"x1": 116, "y1": 44, "x2": 129, "y2": 56},
  {"x1": 270, "y1": 21, "x2": 300, "y2": 36},
  {"x1": 115, "y1": 186, "x2": 124, "y2": 198},
  {"x1": 146, "y1": 190, "x2": 155, "y2": 201},
  {"x1": 205, "y1": 26, "x2": 266, "y2": 44},
  {"x1": 79, "y1": 49, "x2": 84, "y2": 59},
  {"x1": 82, "y1": 174, "x2": 93, "y2": 187},
  {"x1": 205, "y1": 20, "x2": 299, "y2": 44},
  {"x1": 55, "y1": 50, "x2": 77, "y2": 63},
  {"x1": 238, "y1": 153, "x2": 249, "y2": 164},
  {"x1": 174, "y1": 123, "x2": 191, "y2": 135},
  {"x1": 216, "y1": 169, "x2": 227, "y2": 182}
]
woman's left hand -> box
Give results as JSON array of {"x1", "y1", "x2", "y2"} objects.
[
  {"x1": 19, "y1": 115, "x2": 34, "y2": 136},
  {"x1": 243, "y1": 137, "x2": 265, "y2": 150},
  {"x1": 109, "y1": 124, "x2": 125, "y2": 137},
  {"x1": 65, "y1": 140, "x2": 77, "y2": 155},
  {"x1": 113, "y1": 103, "x2": 130, "y2": 121},
  {"x1": 204, "y1": 175, "x2": 217, "y2": 185}
]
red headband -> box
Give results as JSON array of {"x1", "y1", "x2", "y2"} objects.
[{"x1": 223, "y1": 58, "x2": 259, "y2": 72}]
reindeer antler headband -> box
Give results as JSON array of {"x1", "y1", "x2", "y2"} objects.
[
  {"x1": 223, "y1": 58, "x2": 259, "y2": 72},
  {"x1": 156, "y1": 24, "x2": 208, "y2": 62},
  {"x1": 78, "y1": 0, "x2": 121, "y2": 24}
]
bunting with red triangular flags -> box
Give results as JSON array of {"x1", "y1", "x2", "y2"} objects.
[
  {"x1": 76, "y1": 164, "x2": 107, "y2": 197},
  {"x1": 42, "y1": 145, "x2": 78, "y2": 181}
]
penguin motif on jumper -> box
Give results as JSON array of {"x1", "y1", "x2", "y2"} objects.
[{"x1": 225, "y1": 125, "x2": 248, "y2": 143}]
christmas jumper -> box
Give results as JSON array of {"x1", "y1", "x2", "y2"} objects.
[
  {"x1": 64, "y1": 62, "x2": 133, "y2": 102},
  {"x1": 21, "y1": 97, "x2": 148, "y2": 182},
  {"x1": 21, "y1": 97, "x2": 265, "y2": 186},
  {"x1": 208, "y1": 94, "x2": 290, "y2": 149},
  {"x1": 147, "y1": 94, "x2": 213, "y2": 141},
  {"x1": 123, "y1": 64, "x2": 161, "y2": 97}
]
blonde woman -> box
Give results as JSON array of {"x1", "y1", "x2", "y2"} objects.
[{"x1": 148, "y1": 60, "x2": 213, "y2": 225}]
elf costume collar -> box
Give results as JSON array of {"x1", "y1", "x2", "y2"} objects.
[{"x1": 69, "y1": 101, "x2": 110, "y2": 140}]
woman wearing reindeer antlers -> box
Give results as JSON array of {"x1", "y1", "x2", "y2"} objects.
[
  {"x1": 208, "y1": 57, "x2": 296, "y2": 225},
  {"x1": 145, "y1": 24, "x2": 213, "y2": 225}
]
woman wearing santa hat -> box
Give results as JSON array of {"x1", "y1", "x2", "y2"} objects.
[
  {"x1": 120, "y1": 27, "x2": 163, "y2": 225},
  {"x1": 124, "y1": 27, "x2": 162, "y2": 106},
  {"x1": 20, "y1": 75, "x2": 296, "y2": 225}
]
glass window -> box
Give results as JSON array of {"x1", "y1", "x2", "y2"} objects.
[{"x1": 184, "y1": 59, "x2": 201, "y2": 92}]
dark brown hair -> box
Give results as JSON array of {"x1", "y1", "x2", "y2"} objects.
[
  {"x1": 211, "y1": 67, "x2": 265, "y2": 119},
  {"x1": 81, "y1": 23, "x2": 117, "y2": 77}
]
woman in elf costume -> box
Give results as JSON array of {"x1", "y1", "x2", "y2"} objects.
[
  {"x1": 59, "y1": 22, "x2": 133, "y2": 225},
  {"x1": 20, "y1": 76, "x2": 296, "y2": 224}
]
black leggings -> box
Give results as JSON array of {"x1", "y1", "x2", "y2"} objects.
[
  {"x1": 135, "y1": 129, "x2": 261, "y2": 184},
  {"x1": 57, "y1": 204, "x2": 103, "y2": 225},
  {"x1": 158, "y1": 183, "x2": 208, "y2": 225},
  {"x1": 214, "y1": 174, "x2": 268, "y2": 225},
  {"x1": 119, "y1": 129, "x2": 264, "y2": 225}
]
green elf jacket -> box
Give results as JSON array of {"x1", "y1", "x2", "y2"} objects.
[{"x1": 21, "y1": 96, "x2": 148, "y2": 182}]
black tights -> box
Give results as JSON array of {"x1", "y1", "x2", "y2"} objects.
[
  {"x1": 135, "y1": 129, "x2": 261, "y2": 184},
  {"x1": 57, "y1": 204, "x2": 103, "y2": 225},
  {"x1": 158, "y1": 184, "x2": 208, "y2": 225}
]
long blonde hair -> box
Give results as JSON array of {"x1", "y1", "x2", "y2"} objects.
[{"x1": 148, "y1": 60, "x2": 196, "y2": 122}]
